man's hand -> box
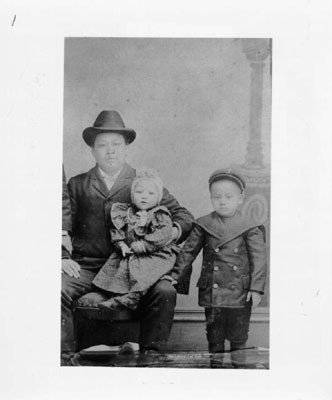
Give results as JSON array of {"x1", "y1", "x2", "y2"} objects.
[
  {"x1": 246, "y1": 291, "x2": 261, "y2": 309},
  {"x1": 62, "y1": 232, "x2": 72, "y2": 254},
  {"x1": 62, "y1": 259, "x2": 81, "y2": 279},
  {"x1": 171, "y1": 226, "x2": 180, "y2": 242},
  {"x1": 130, "y1": 240, "x2": 146, "y2": 254},
  {"x1": 160, "y1": 275, "x2": 178, "y2": 286},
  {"x1": 119, "y1": 242, "x2": 133, "y2": 257}
]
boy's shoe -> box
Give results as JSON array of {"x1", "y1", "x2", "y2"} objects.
[{"x1": 209, "y1": 353, "x2": 227, "y2": 369}]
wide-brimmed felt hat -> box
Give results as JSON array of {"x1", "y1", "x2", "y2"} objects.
[
  {"x1": 208, "y1": 168, "x2": 246, "y2": 192},
  {"x1": 83, "y1": 110, "x2": 136, "y2": 146}
]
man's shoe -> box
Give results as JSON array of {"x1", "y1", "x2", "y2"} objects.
[
  {"x1": 118, "y1": 342, "x2": 137, "y2": 356},
  {"x1": 61, "y1": 351, "x2": 74, "y2": 366},
  {"x1": 136, "y1": 350, "x2": 160, "y2": 367}
]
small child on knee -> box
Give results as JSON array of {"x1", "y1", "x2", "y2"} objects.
[{"x1": 92, "y1": 168, "x2": 178, "y2": 311}]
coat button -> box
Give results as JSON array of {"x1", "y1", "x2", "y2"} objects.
[
  {"x1": 233, "y1": 265, "x2": 238, "y2": 271},
  {"x1": 234, "y1": 248, "x2": 239, "y2": 253},
  {"x1": 215, "y1": 248, "x2": 219, "y2": 253},
  {"x1": 213, "y1": 283, "x2": 218, "y2": 289},
  {"x1": 214, "y1": 266, "x2": 219, "y2": 271}
]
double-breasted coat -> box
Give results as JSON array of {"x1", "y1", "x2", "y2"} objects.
[
  {"x1": 67, "y1": 163, "x2": 194, "y2": 271},
  {"x1": 171, "y1": 210, "x2": 267, "y2": 308}
]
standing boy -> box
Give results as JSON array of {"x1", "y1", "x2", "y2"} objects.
[{"x1": 171, "y1": 169, "x2": 267, "y2": 367}]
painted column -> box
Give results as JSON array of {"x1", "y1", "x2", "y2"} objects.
[{"x1": 233, "y1": 39, "x2": 271, "y2": 307}]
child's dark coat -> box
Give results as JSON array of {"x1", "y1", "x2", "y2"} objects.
[{"x1": 171, "y1": 210, "x2": 267, "y2": 308}]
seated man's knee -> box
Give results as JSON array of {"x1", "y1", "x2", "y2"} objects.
[
  {"x1": 62, "y1": 274, "x2": 72, "y2": 295},
  {"x1": 154, "y1": 280, "x2": 177, "y2": 302},
  {"x1": 61, "y1": 285, "x2": 72, "y2": 309},
  {"x1": 61, "y1": 274, "x2": 79, "y2": 308}
]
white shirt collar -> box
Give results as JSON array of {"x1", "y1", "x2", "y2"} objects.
[
  {"x1": 98, "y1": 166, "x2": 121, "y2": 180},
  {"x1": 98, "y1": 167, "x2": 122, "y2": 190}
]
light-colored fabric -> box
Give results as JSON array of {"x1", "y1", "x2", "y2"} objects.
[
  {"x1": 98, "y1": 167, "x2": 122, "y2": 191},
  {"x1": 92, "y1": 203, "x2": 179, "y2": 294}
]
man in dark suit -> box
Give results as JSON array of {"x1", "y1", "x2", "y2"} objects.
[
  {"x1": 62, "y1": 165, "x2": 72, "y2": 256},
  {"x1": 61, "y1": 110, "x2": 194, "y2": 357}
]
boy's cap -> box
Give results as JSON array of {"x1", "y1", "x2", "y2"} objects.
[{"x1": 209, "y1": 168, "x2": 246, "y2": 192}]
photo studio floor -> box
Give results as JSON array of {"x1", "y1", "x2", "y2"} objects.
[{"x1": 64, "y1": 344, "x2": 269, "y2": 369}]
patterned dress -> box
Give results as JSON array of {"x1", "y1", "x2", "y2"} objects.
[{"x1": 92, "y1": 203, "x2": 179, "y2": 303}]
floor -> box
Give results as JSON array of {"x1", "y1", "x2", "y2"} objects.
[{"x1": 67, "y1": 347, "x2": 269, "y2": 369}]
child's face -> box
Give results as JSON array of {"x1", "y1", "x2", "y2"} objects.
[
  {"x1": 132, "y1": 180, "x2": 159, "y2": 210},
  {"x1": 210, "y1": 179, "x2": 243, "y2": 217}
]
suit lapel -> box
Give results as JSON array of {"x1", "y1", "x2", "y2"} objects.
[
  {"x1": 106, "y1": 163, "x2": 135, "y2": 200},
  {"x1": 90, "y1": 165, "x2": 109, "y2": 198}
]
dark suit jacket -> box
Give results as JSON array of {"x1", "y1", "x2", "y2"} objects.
[
  {"x1": 171, "y1": 211, "x2": 267, "y2": 308},
  {"x1": 62, "y1": 165, "x2": 72, "y2": 232},
  {"x1": 67, "y1": 163, "x2": 194, "y2": 271}
]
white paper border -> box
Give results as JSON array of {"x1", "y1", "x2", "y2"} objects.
[{"x1": 1, "y1": 1, "x2": 331, "y2": 399}]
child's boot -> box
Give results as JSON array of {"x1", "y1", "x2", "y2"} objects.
[
  {"x1": 209, "y1": 343, "x2": 226, "y2": 368},
  {"x1": 115, "y1": 293, "x2": 142, "y2": 309},
  {"x1": 98, "y1": 297, "x2": 118, "y2": 311},
  {"x1": 230, "y1": 342, "x2": 249, "y2": 368}
]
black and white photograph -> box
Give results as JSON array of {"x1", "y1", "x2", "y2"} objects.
[
  {"x1": 2, "y1": 0, "x2": 332, "y2": 399},
  {"x1": 61, "y1": 38, "x2": 271, "y2": 368}
]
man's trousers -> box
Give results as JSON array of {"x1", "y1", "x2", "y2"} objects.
[{"x1": 61, "y1": 269, "x2": 177, "y2": 353}]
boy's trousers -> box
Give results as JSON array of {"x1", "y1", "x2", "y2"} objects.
[{"x1": 205, "y1": 303, "x2": 252, "y2": 352}]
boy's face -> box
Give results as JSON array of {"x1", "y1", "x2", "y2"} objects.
[
  {"x1": 210, "y1": 179, "x2": 243, "y2": 217},
  {"x1": 132, "y1": 180, "x2": 159, "y2": 211}
]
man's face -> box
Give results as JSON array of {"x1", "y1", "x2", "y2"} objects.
[
  {"x1": 210, "y1": 179, "x2": 243, "y2": 217},
  {"x1": 132, "y1": 180, "x2": 159, "y2": 211},
  {"x1": 91, "y1": 133, "x2": 128, "y2": 175}
]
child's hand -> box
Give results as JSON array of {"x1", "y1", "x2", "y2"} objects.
[
  {"x1": 246, "y1": 291, "x2": 261, "y2": 309},
  {"x1": 130, "y1": 240, "x2": 146, "y2": 254},
  {"x1": 119, "y1": 243, "x2": 133, "y2": 257},
  {"x1": 160, "y1": 275, "x2": 178, "y2": 286},
  {"x1": 171, "y1": 226, "x2": 180, "y2": 242}
]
